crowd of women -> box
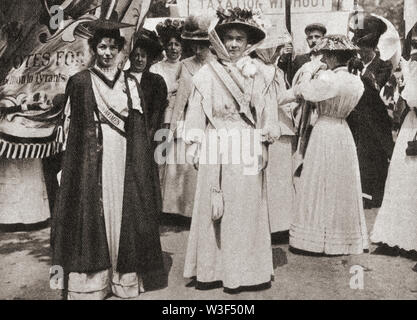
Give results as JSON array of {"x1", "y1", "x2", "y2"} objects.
[{"x1": 1, "y1": 6, "x2": 417, "y2": 300}]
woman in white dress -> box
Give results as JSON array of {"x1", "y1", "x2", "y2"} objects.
[
  {"x1": 371, "y1": 57, "x2": 417, "y2": 258},
  {"x1": 162, "y1": 15, "x2": 214, "y2": 218},
  {"x1": 151, "y1": 19, "x2": 183, "y2": 188},
  {"x1": 254, "y1": 30, "x2": 297, "y2": 234},
  {"x1": 289, "y1": 35, "x2": 369, "y2": 255},
  {"x1": 151, "y1": 19, "x2": 184, "y2": 127},
  {"x1": 183, "y1": 8, "x2": 273, "y2": 292}
]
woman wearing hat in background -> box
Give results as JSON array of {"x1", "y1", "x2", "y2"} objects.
[
  {"x1": 127, "y1": 29, "x2": 168, "y2": 149},
  {"x1": 289, "y1": 35, "x2": 369, "y2": 256},
  {"x1": 162, "y1": 15, "x2": 214, "y2": 219},
  {"x1": 52, "y1": 15, "x2": 165, "y2": 299},
  {"x1": 183, "y1": 8, "x2": 274, "y2": 292},
  {"x1": 151, "y1": 19, "x2": 184, "y2": 189},
  {"x1": 347, "y1": 14, "x2": 394, "y2": 210}
]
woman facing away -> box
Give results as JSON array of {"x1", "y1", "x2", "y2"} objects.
[
  {"x1": 51, "y1": 18, "x2": 165, "y2": 300},
  {"x1": 289, "y1": 35, "x2": 369, "y2": 256},
  {"x1": 162, "y1": 15, "x2": 214, "y2": 218},
  {"x1": 183, "y1": 8, "x2": 274, "y2": 292}
]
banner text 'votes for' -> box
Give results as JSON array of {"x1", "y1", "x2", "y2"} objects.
[{"x1": 189, "y1": 0, "x2": 332, "y2": 15}]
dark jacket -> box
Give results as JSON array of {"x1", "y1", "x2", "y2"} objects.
[
  {"x1": 347, "y1": 56, "x2": 394, "y2": 208},
  {"x1": 51, "y1": 70, "x2": 165, "y2": 283},
  {"x1": 278, "y1": 53, "x2": 311, "y2": 86}
]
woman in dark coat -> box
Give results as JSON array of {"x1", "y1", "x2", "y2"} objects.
[
  {"x1": 347, "y1": 15, "x2": 394, "y2": 209},
  {"x1": 51, "y1": 20, "x2": 165, "y2": 299}
]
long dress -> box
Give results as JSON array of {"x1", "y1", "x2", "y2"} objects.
[
  {"x1": 150, "y1": 59, "x2": 182, "y2": 188},
  {"x1": 289, "y1": 67, "x2": 369, "y2": 255},
  {"x1": 162, "y1": 55, "x2": 212, "y2": 217},
  {"x1": 183, "y1": 61, "x2": 273, "y2": 289},
  {"x1": 371, "y1": 61, "x2": 417, "y2": 251},
  {"x1": 53, "y1": 66, "x2": 164, "y2": 300},
  {"x1": 255, "y1": 58, "x2": 297, "y2": 233},
  {"x1": 0, "y1": 158, "x2": 50, "y2": 225}
]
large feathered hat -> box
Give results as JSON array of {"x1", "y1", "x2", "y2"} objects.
[
  {"x1": 215, "y1": 7, "x2": 266, "y2": 45},
  {"x1": 181, "y1": 15, "x2": 211, "y2": 42},
  {"x1": 311, "y1": 34, "x2": 359, "y2": 53},
  {"x1": 155, "y1": 19, "x2": 184, "y2": 46}
]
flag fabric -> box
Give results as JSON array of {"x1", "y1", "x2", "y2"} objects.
[{"x1": 0, "y1": 0, "x2": 151, "y2": 159}]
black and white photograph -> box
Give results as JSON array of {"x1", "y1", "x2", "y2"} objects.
[{"x1": 0, "y1": 0, "x2": 417, "y2": 307}]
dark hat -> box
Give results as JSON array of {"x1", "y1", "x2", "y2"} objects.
[
  {"x1": 215, "y1": 8, "x2": 266, "y2": 45},
  {"x1": 156, "y1": 19, "x2": 184, "y2": 45},
  {"x1": 131, "y1": 29, "x2": 163, "y2": 58},
  {"x1": 181, "y1": 15, "x2": 211, "y2": 41},
  {"x1": 351, "y1": 14, "x2": 387, "y2": 48},
  {"x1": 83, "y1": 8, "x2": 134, "y2": 38},
  {"x1": 305, "y1": 23, "x2": 327, "y2": 35}
]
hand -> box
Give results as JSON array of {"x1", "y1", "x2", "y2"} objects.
[
  {"x1": 258, "y1": 144, "x2": 268, "y2": 172},
  {"x1": 193, "y1": 156, "x2": 199, "y2": 170},
  {"x1": 282, "y1": 43, "x2": 293, "y2": 55}
]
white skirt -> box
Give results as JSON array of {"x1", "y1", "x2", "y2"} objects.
[
  {"x1": 371, "y1": 110, "x2": 417, "y2": 251},
  {"x1": 0, "y1": 158, "x2": 50, "y2": 224},
  {"x1": 290, "y1": 116, "x2": 369, "y2": 255},
  {"x1": 266, "y1": 136, "x2": 295, "y2": 233}
]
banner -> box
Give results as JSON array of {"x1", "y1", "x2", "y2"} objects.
[
  {"x1": 159, "y1": 0, "x2": 352, "y2": 54},
  {"x1": 0, "y1": 0, "x2": 150, "y2": 159}
]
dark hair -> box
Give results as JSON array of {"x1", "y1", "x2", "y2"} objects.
[
  {"x1": 162, "y1": 34, "x2": 182, "y2": 48},
  {"x1": 129, "y1": 43, "x2": 161, "y2": 67},
  {"x1": 88, "y1": 29, "x2": 125, "y2": 53},
  {"x1": 322, "y1": 50, "x2": 362, "y2": 74},
  {"x1": 348, "y1": 57, "x2": 365, "y2": 75}
]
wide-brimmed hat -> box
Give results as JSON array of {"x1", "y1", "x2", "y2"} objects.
[
  {"x1": 131, "y1": 29, "x2": 163, "y2": 58},
  {"x1": 311, "y1": 34, "x2": 359, "y2": 53},
  {"x1": 181, "y1": 15, "x2": 211, "y2": 42},
  {"x1": 215, "y1": 8, "x2": 266, "y2": 45},
  {"x1": 305, "y1": 23, "x2": 327, "y2": 35},
  {"x1": 83, "y1": 7, "x2": 134, "y2": 38}
]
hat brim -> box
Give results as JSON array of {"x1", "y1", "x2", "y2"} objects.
[
  {"x1": 86, "y1": 19, "x2": 135, "y2": 31},
  {"x1": 305, "y1": 25, "x2": 327, "y2": 35},
  {"x1": 215, "y1": 22, "x2": 266, "y2": 45},
  {"x1": 181, "y1": 35, "x2": 210, "y2": 42}
]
